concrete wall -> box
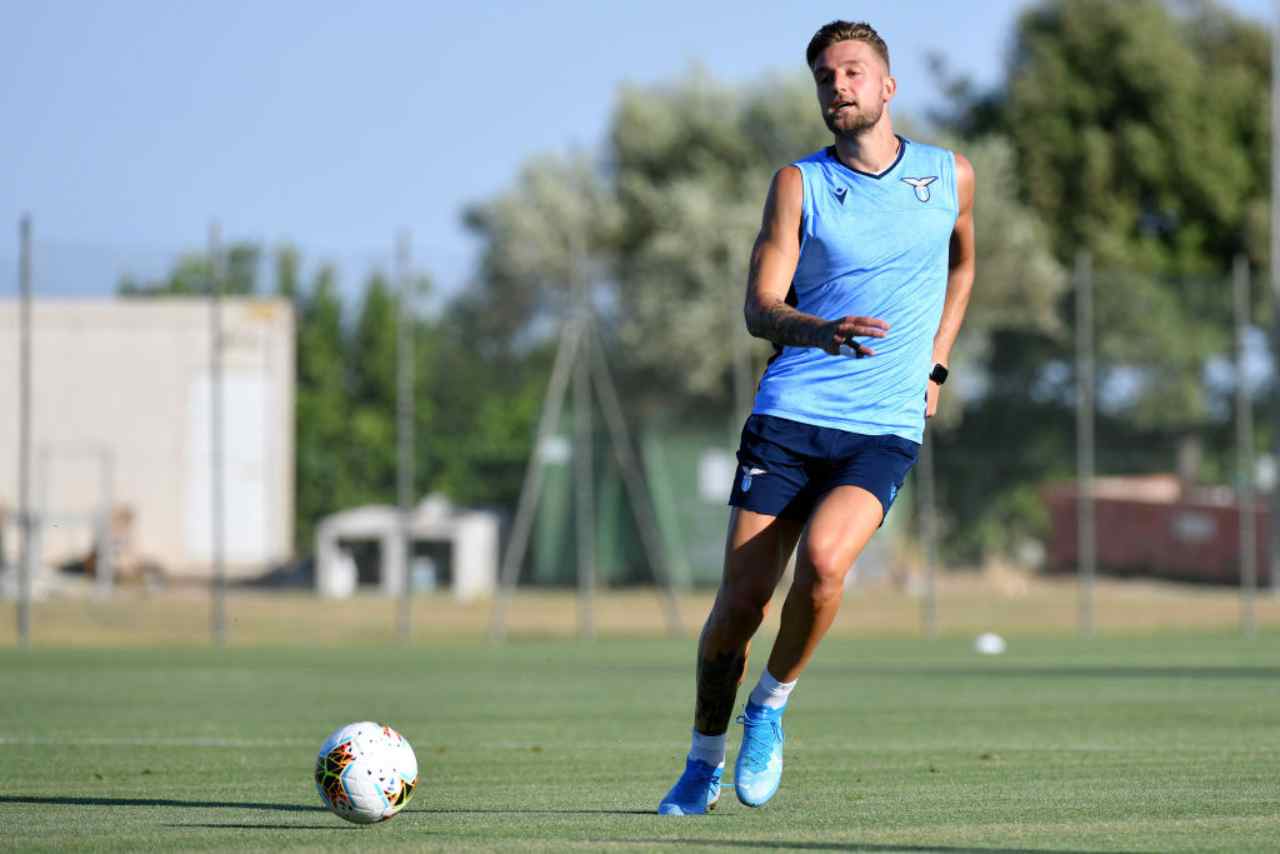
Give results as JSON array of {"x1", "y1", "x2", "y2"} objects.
[{"x1": 0, "y1": 298, "x2": 294, "y2": 579}]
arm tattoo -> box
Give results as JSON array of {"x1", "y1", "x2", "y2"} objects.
[
  {"x1": 694, "y1": 648, "x2": 747, "y2": 735},
  {"x1": 746, "y1": 299, "x2": 825, "y2": 349}
]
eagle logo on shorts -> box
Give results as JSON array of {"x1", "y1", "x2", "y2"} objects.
[
  {"x1": 740, "y1": 467, "x2": 767, "y2": 493},
  {"x1": 901, "y1": 176, "x2": 937, "y2": 203}
]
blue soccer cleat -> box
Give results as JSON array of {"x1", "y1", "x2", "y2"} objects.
[
  {"x1": 657, "y1": 756, "x2": 723, "y2": 815},
  {"x1": 734, "y1": 701, "x2": 786, "y2": 807}
]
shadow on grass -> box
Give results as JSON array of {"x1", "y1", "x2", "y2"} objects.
[
  {"x1": 2, "y1": 797, "x2": 656, "y2": 819},
  {"x1": 0, "y1": 796, "x2": 325, "y2": 813},
  {"x1": 164, "y1": 823, "x2": 350, "y2": 830},
  {"x1": 421, "y1": 807, "x2": 655, "y2": 816},
  {"x1": 616, "y1": 840, "x2": 1146, "y2": 853}
]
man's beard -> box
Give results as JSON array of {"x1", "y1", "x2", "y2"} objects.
[{"x1": 823, "y1": 101, "x2": 884, "y2": 139}]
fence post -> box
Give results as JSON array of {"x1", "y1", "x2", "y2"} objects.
[
  {"x1": 1075, "y1": 251, "x2": 1096, "y2": 638},
  {"x1": 1270, "y1": 3, "x2": 1280, "y2": 595},
  {"x1": 208, "y1": 222, "x2": 227, "y2": 647},
  {"x1": 16, "y1": 215, "x2": 33, "y2": 647},
  {"x1": 396, "y1": 230, "x2": 415, "y2": 641},
  {"x1": 1234, "y1": 256, "x2": 1257, "y2": 636}
]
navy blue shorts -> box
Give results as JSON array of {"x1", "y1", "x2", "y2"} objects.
[{"x1": 728, "y1": 414, "x2": 920, "y2": 522}]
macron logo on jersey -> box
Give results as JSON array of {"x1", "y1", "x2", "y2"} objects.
[
  {"x1": 901, "y1": 176, "x2": 937, "y2": 203},
  {"x1": 833, "y1": 186, "x2": 848, "y2": 205}
]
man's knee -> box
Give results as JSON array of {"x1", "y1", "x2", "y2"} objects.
[
  {"x1": 797, "y1": 546, "x2": 851, "y2": 608},
  {"x1": 716, "y1": 582, "x2": 772, "y2": 628}
]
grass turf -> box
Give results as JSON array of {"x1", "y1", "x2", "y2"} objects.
[{"x1": 1, "y1": 632, "x2": 1278, "y2": 852}]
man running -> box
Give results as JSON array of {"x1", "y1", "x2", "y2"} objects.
[{"x1": 659, "y1": 19, "x2": 975, "y2": 814}]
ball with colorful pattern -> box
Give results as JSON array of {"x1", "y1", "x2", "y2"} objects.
[{"x1": 314, "y1": 721, "x2": 419, "y2": 824}]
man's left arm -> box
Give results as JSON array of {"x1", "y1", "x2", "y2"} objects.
[{"x1": 927, "y1": 152, "x2": 976, "y2": 418}]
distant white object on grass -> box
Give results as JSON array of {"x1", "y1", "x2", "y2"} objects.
[{"x1": 974, "y1": 632, "x2": 1007, "y2": 655}]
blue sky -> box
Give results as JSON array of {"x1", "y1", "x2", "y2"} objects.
[{"x1": 2, "y1": 1, "x2": 1274, "y2": 304}]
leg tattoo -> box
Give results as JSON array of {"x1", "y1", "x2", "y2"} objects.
[{"x1": 695, "y1": 648, "x2": 747, "y2": 735}]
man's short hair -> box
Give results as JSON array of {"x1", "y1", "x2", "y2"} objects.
[{"x1": 805, "y1": 21, "x2": 890, "y2": 72}]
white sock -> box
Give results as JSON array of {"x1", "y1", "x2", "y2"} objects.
[
  {"x1": 748, "y1": 668, "x2": 797, "y2": 710},
  {"x1": 688, "y1": 728, "x2": 727, "y2": 768}
]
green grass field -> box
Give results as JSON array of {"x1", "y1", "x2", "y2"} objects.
[{"x1": 2, "y1": 631, "x2": 1278, "y2": 852}]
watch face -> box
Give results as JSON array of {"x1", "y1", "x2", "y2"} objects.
[{"x1": 930, "y1": 364, "x2": 949, "y2": 384}]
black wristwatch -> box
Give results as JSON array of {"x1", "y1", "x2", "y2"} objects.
[{"x1": 929, "y1": 363, "x2": 949, "y2": 385}]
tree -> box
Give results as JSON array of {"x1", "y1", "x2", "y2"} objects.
[
  {"x1": 291, "y1": 262, "x2": 351, "y2": 552},
  {"x1": 422, "y1": 298, "x2": 553, "y2": 508},
  {"x1": 982, "y1": 0, "x2": 1269, "y2": 431},
  {"x1": 1005, "y1": 0, "x2": 1269, "y2": 275},
  {"x1": 462, "y1": 154, "x2": 620, "y2": 359},
  {"x1": 919, "y1": 0, "x2": 1274, "y2": 559},
  {"x1": 275, "y1": 245, "x2": 301, "y2": 302},
  {"x1": 118, "y1": 242, "x2": 260, "y2": 297},
  {"x1": 930, "y1": 133, "x2": 1068, "y2": 429},
  {"x1": 605, "y1": 73, "x2": 829, "y2": 412},
  {"x1": 341, "y1": 273, "x2": 404, "y2": 510}
]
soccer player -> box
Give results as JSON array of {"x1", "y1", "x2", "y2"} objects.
[{"x1": 658, "y1": 20, "x2": 975, "y2": 815}]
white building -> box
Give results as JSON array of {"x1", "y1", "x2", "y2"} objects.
[
  {"x1": 314, "y1": 495, "x2": 498, "y2": 601},
  {"x1": 0, "y1": 298, "x2": 294, "y2": 580}
]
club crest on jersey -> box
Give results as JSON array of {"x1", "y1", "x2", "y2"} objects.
[
  {"x1": 740, "y1": 466, "x2": 767, "y2": 493},
  {"x1": 901, "y1": 176, "x2": 937, "y2": 203}
]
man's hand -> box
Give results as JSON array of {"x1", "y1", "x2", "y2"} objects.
[
  {"x1": 819, "y1": 315, "x2": 890, "y2": 356},
  {"x1": 926, "y1": 379, "x2": 941, "y2": 418}
]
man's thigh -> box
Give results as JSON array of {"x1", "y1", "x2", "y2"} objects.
[
  {"x1": 721, "y1": 507, "x2": 805, "y2": 598},
  {"x1": 795, "y1": 485, "x2": 884, "y2": 580}
]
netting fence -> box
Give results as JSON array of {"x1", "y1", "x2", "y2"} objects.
[{"x1": 3, "y1": 216, "x2": 1279, "y2": 645}]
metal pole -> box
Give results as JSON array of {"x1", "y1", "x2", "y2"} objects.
[
  {"x1": 490, "y1": 317, "x2": 582, "y2": 640},
  {"x1": 917, "y1": 424, "x2": 938, "y2": 639},
  {"x1": 16, "y1": 215, "x2": 32, "y2": 647},
  {"x1": 1075, "y1": 251, "x2": 1096, "y2": 638},
  {"x1": 396, "y1": 230, "x2": 415, "y2": 641},
  {"x1": 209, "y1": 222, "x2": 227, "y2": 646},
  {"x1": 587, "y1": 320, "x2": 685, "y2": 637},
  {"x1": 1270, "y1": 0, "x2": 1280, "y2": 594},
  {"x1": 573, "y1": 274, "x2": 595, "y2": 639},
  {"x1": 1234, "y1": 256, "x2": 1257, "y2": 636}
]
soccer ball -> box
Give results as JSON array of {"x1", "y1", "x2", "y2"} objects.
[{"x1": 314, "y1": 721, "x2": 419, "y2": 824}]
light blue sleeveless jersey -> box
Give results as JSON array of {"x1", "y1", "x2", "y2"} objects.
[{"x1": 752, "y1": 136, "x2": 958, "y2": 444}]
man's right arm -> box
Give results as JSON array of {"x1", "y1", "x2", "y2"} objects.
[{"x1": 743, "y1": 166, "x2": 888, "y2": 356}]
